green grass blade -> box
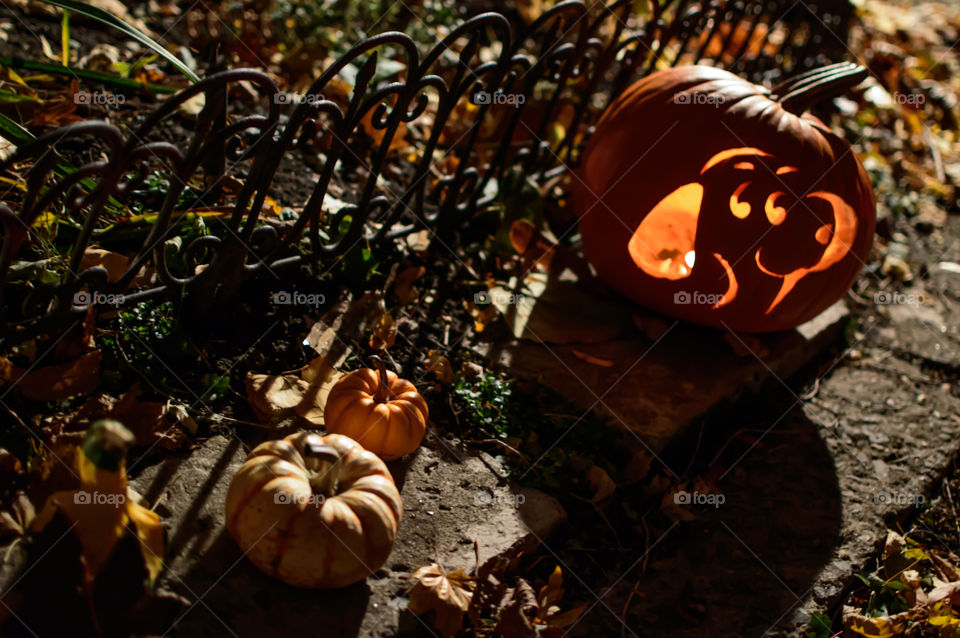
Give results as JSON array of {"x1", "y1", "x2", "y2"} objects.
[
  {"x1": 0, "y1": 113, "x2": 35, "y2": 145},
  {"x1": 61, "y1": 9, "x2": 70, "y2": 66},
  {"x1": 35, "y1": 0, "x2": 199, "y2": 83},
  {"x1": 0, "y1": 56, "x2": 179, "y2": 94}
]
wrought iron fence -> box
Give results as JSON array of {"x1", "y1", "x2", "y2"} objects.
[{"x1": 0, "y1": 0, "x2": 855, "y2": 346}]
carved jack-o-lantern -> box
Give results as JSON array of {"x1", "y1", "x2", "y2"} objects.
[{"x1": 572, "y1": 64, "x2": 875, "y2": 333}]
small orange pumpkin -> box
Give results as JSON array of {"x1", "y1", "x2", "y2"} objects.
[
  {"x1": 224, "y1": 432, "x2": 402, "y2": 588},
  {"x1": 324, "y1": 359, "x2": 428, "y2": 461}
]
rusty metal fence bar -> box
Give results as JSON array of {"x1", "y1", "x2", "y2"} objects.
[{"x1": 0, "y1": 0, "x2": 854, "y2": 346}]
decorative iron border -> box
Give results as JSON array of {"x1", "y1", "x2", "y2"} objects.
[{"x1": 0, "y1": 0, "x2": 854, "y2": 345}]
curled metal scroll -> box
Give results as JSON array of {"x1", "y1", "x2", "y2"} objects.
[{"x1": 0, "y1": 0, "x2": 853, "y2": 344}]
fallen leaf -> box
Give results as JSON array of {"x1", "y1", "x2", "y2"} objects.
[
  {"x1": 369, "y1": 313, "x2": 397, "y2": 350},
  {"x1": 426, "y1": 350, "x2": 455, "y2": 384},
  {"x1": 509, "y1": 219, "x2": 556, "y2": 271},
  {"x1": 178, "y1": 93, "x2": 205, "y2": 119},
  {"x1": 394, "y1": 265, "x2": 425, "y2": 305},
  {"x1": 3, "y1": 350, "x2": 102, "y2": 400},
  {"x1": 0, "y1": 492, "x2": 35, "y2": 537},
  {"x1": 495, "y1": 579, "x2": 540, "y2": 638},
  {"x1": 109, "y1": 387, "x2": 195, "y2": 450},
  {"x1": 406, "y1": 230, "x2": 431, "y2": 252},
  {"x1": 30, "y1": 420, "x2": 164, "y2": 583},
  {"x1": 407, "y1": 564, "x2": 476, "y2": 638},
  {"x1": 537, "y1": 567, "x2": 586, "y2": 629},
  {"x1": 623, "y1": 449, "x2": 653, "y2": 484},
  {"x1": 0, "y1": 447, "x2": 23, "y2": 478},
  {"x1": 245, "y1": 373, "x2": 310, "y2": 425},
  {"x1": 79, "y1": 248, "x2": 130, "y2": 283},
  {"x1": 587, "y1": 466, "x2": 616, "y2": 503},
  {"x1": 843, "y1": 607, "x2": 910, "y2": 637},
  {"x1": 296, "y1": 357, "x2": 344, "y2": 425}
]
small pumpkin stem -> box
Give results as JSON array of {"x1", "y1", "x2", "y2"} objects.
[
  {"x1": 771, "y1": 62, "x2": 868, "y2": 115},
  {"x1": 303, "y1": 439, "x2": 341, "y2": 496},
  {"x1": 370, "y1": 355, "x2": 391, "y2": 404}
]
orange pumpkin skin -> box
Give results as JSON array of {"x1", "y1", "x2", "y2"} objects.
[
  {"x1": 572, "y1": 65, "x2": 875, "y2": 333},
  {"x1": 224, "y1": 432, "x2": 402, "y2": 588},
  {"x1": 324, "y1": 368, "x2": 428, "y2": 461}
]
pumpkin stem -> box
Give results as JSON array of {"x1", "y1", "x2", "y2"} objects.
[
  {"x1": 302, "y1": 438, "x2": 341, "y2": 496},
  {"x1": 371, "y1": 355, "x2": 391, "y2": 404},
  {"x1": 771, "y1": 62, "x2": 868, "y2": 115}
]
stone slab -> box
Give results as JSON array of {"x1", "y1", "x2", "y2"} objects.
[{"x1": 479, "y1": 300, "x2": 850, "y2": 448}]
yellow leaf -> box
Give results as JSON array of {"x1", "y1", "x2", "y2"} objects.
[
  {"x1": 407, "y1": 564, "x2": 475, "y2": 638},
  {"x1": 538, "y1": 565, "x2": 565, "y2": 609},
  {"x1": 369, "y1": 313, "x2": 397, "y2": 350},
  {"x1": 425, "y1": 350, "x2": 454, "y2": 385},
  {"x1": 845, "y1": 611, "x2": 907, "y2": 637},
  {"x1": 126, "y1": 500, "x2": 164, "y2": 584},
  {"x1": 30, "y1": 421, "x2": 164, "y2": 583}
]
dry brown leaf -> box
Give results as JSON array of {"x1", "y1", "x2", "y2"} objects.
[
  {"x1": 246, "y1": 373, "x2": 310, "y2": 425},
  {"x1": 296, "y1": 357, "x2": 344, "y2": 426},
  {"x1": 495, "y1": 579, "x2": 540, "y2": 638},
  {"x1": 109, "y1": 387, "x2": 195, "y2": 450},
  {"x1": 472, "y1": 303, "x2": 498, "y2": 333},
  {"x1": 369, "y1": 313, "x2": 397, "y2": 350},
  {"x1": 0, "y1": 448, "x2": 23, "y2": 478},
  {"x1": 79, "y1": 248, "x2": 129, "y2": 283},
  {"x1": 623, "y1": 449, "x2": 653, "y2": 484},
  {"x1": 425, "y1": 350, "x2": 455, "y2": 384},
  {"x1": 587, "y1": 466, "x2": 616, "y2": 503},
  {"x1": 407, "y1": 564, "x2": 476, "y2": 638},
  {"x1": 394, "y1": 265, "x2": 426, "y2": 305},
  {"x1": 843, "y1": 607, "x2": 910, "y2": 637},
  {"x1": 537, "y1": 567, "x2": 586, "y2": 629},
  {"x1": 4, "y1": 351, "x2": 102, "y2": 401},
  {"x1": 509, "y1": 219, "x2": 556, "y2": 272}
]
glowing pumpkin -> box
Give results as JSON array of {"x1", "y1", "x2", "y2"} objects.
[{"x1": 572, "y1": 63, "x2": 875, "y2": 333}]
